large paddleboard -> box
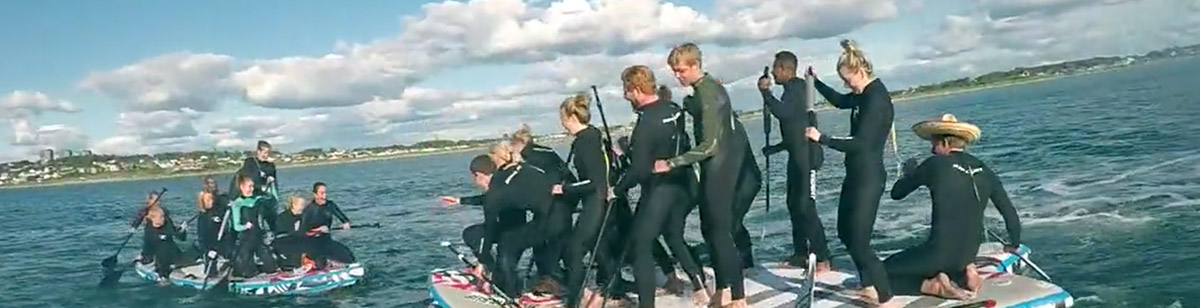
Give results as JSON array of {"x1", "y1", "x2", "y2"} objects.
[
  {"x1": 134, "y1": 260, "x2": 365, "y2": 296},
  {"x1": 428, "y1": 242, "x2": 1073, "y2": 308}
]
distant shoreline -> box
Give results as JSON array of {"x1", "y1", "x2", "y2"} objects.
[{"x1": 0, "y1": 66, "x2": 1128, "y2": 191}]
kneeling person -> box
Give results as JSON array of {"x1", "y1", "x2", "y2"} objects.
[
  {"x1": 302, "y1": 182, "x2": 357, "y2": 269},
  {"x1": 885, "y1": 114, "x2": 1022, "y2": 299}
]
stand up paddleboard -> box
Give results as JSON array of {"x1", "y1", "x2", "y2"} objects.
[
  {"x1": 134, "y1": 260, "x2": 365, "y2": 296},
  {"x1": 428, "y1": 242, "x2": 1073, "y2": 308}
]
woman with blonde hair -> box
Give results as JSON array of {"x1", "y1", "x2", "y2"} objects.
[
  {"x1": 272, "y1": 194, "x2": 309, "y2": 271},
  {"x1": 804, "y1": 39, "x2": 899, "y2": 307}
]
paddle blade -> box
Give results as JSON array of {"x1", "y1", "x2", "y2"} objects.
[
  {"x1": 101, "y1": 256, "x2": 118, "y2": 269},
  {"x1": 98, "y1": 267, "x2": 124, "y2": 288}
]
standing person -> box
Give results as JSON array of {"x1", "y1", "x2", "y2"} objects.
[
  {"x1": 611, "y1": 65, "x2": 709, "y2": 308},
  {"x1": 759, "y1": 50, "x2": 832, "y2": 271},
  {"x1": 511, "y1": 124, "x2": 574, "y2": 282},
  {"x1": 303, "y1": 182, "x2": 356, "y2": 268},
  {"x1": 804, "y1": 39, "x2": 898, "y2": 307},
  {"x1": 885, "y1": 114, "x2": 1023, "y2": 298},
  {"x1": 230, "y1": 140, "x2": 280, "y2": 232},
  {"x1": 197, "y1": 176, "x2": 232, "y2": 260},
  {"x1": 229, "y1": 171, "x2": 280, "y2": 279},
  {"x1": 653, "y1": 42, "x2": 748, "y2": 308}
]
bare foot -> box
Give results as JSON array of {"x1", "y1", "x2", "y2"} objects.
[
  {"x1": 855, "y1": 286, "x2": 879, "y2": 302},
  {"x1": 921, "y1": 273, "x2": 971, "y2": 300},
  {"x1": 708, "y1": 288, "x2": 732, "y2": 308},
  {"x1": 582, "y1": 289, "x2": 604, "y2": 308},
  {"x1": 724, "y1": 298, "x2": 748, "y2": 308},
  {"x1": 965, "y1": 266, "x2": 982, "y2": 293},
  {"x1": 875, "y1": 298, "x2": 904, "y2": 308},
  {"x1": 692, "y1": 289, "x2": 711, "y2": 307},
  {"x1": 814, "y1": 261, "x2": 833, "y2": 276}
]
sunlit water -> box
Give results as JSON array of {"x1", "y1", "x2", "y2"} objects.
[{"x1": 2, "y1": 57, "x2": 1197, "y2": 308}]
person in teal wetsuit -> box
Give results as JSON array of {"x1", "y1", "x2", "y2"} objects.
[{"x1": 230, "y1": 171, "x2": 280, "y2": 278}]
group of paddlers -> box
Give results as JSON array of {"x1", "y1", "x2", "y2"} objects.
[
  {"x1": 129, "y1": 141, "x2": 358, "y2": 283},
  {"x1": 440, "y1": 39, "x2": 1024, "y2": 308}
]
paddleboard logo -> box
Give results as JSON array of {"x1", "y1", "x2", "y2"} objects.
[{"x1": 465, "y1": 293, "x2": 497, "y2": 304}]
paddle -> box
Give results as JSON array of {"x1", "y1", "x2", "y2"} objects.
[
  {"x1": 200, "y1": 208, "x2": 232, "y2": 292},
  {"x1": 333, "y1": 222, "x2": 381, "y2": 230},
  {"x1": 582, "y1": 85, "x2": 630, "y2": 308},
  {"x1": 98, "y1": 187, "x2": 168, "y2": 287},
  {"x1": 761, "y1": 66, "x2": 772, "y2": 241},
  {"x1": 984, "y1": 228, "x2": 1051, "y2": 282},
  {"x1": 101, "y1": 187, "x2": 168, "y2": 269},
  {"x1": 440, "y1": 241, "x2": 519, "y2": 308}
]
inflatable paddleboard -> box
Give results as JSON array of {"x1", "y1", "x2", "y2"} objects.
[
  {"x1": 134, "y1": 260, "x2": 365, "y2": 296},
  {"x1": 428, "y1": 242, "x2": 1073, "y2": 308}
]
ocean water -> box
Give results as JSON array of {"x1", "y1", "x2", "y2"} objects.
[{"x1": 1, "y1": 57, "x2": 1198, "y2": 308}]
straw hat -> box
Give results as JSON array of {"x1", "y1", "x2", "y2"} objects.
[{"x1": 911, "y1": 113, "x2": 981, "y2": 143}]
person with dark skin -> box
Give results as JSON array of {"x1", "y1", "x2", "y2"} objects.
[
  {"x1": 302, "y1": 182, "x2": 356, "y2": 268},
  {"x1": 885, "y1": 114, "x2": 1023, "y2": 299},
  {"x1": 804, "y1": 39, "x2": 898, "y2": 307},
  {"x1": 229, "y1": 140, "x2": 280, "y2": 232},
  {"x1": 229, "y1": 171, "x2": 280, "y2": 279},
  {"x1": 653, "y1": 43, "x2": 748, "y2": 308},
  {"x1": 471, "y1": 154, "x2": 568, "y2": 296},
  {"x1": 759, "y1": 50, "x2": 832, "y2": 271},
  {"x1": 197, "y1": 176, "x2": 232, "y2": 259},
  {"x1": 611, "y1": 65, "x2": 709, "y2": 308}
]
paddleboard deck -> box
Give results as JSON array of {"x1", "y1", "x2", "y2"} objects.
[
  {"x1": 428, "y1": 242, "x2": 1073, "y2": 308},
  {"x1": 134, "y1": 259, "x2": 366, "y2": 296}
]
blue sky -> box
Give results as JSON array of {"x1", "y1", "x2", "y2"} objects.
[{"x1": 2, "y1": 0, "x2": 1196, "y2": 161}]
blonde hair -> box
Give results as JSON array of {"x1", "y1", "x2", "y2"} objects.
[
  {"x1": 285, "y1": 195, "x2": 306, "y2": 212},
  {"x1": 490, "y1": 141, "x2": 519, "y2": 164},
  {"x1": 512, "y1": 124, "x2": 533, "y2": 145},
  {"x1": 559, "y1": 93, "x2": 592, "y2": 124},
  {"x1": 620, "y1": 65, "x2": 657, "y2": 95},
  {"x1": 837, "y1": 39, "x2": 873, "y2": 77},
  {"x1": 667, "y1": 43, "x2": 702, "y2": 67}
]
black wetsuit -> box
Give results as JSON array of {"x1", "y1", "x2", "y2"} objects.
[
  {"x1": 669, "y1": 74, "x2": 748, "y2": 299},
  {"x1": 230, "y1": 195, "x2": 279, "y2": 278},
  {"x1": 814, "y1": 77, "x2": 895, "y2": 301},
  {"x1": 762, "y1": 77, "x2": 831, "y2": 264},
  {"x1": 731, "y1": 117, "x2": 762, "y2": 268},
  {"x1": 480, "y1": 163, "x2": 570, "y2": 295},
  {"x1": 198, "y1": 193, "x2": 233, "y2": 258},
  {"x1": 885, "y1": 152, "x2": 1022, "y2": 295},
  {"x1": 273, "y1": 210, "x2": 307, "y2": 270},
  {"x1": 138, "y1": 209, "x2": 186, "y2": 277},
  {"x1": 519, "y1": 143, "x2": 574, "y2": 280},
  {"x1": 561, "y1": 125, "x2": 620, "y2": 307},
  {"x1": 302, "y1": 200, "x2": 356, "y2": 267},
  {"x1": 613, "y1": 99, "x2": 705, "y2": 307},
  {"x1": 459, "y1": 165, "x2": 531, "y2": 273},
  {"x1": 230, "y1": 157, "x2": 280, "y2": 231}
]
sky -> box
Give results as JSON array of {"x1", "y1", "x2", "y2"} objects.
[{"x1": 2, "y1": 0, "x2": 1198, "y2": 162}]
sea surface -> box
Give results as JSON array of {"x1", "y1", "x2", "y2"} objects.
[{"x1": 2, "y1": 57, "x2": 1198, "y2": 308}]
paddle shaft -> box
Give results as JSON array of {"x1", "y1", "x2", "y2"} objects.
[
  {"x1": 103, "y1": 187, "x2": 168, "y2": 267},
  {"x1": 442, "y1": 244, "x2": 519, "y2": 308},
  {"x1": 985, "y1": 229, "x2": 1051, "y2": 281}
]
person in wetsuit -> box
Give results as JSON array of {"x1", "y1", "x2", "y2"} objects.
[
  {"x1": 197, "y1": 176, "x2": 232, "y2": 260},
  {"x1": 553, "y1": 92, "x2": 622, "y2": 308},
  {"x1": 804, "y1": 39, "x2": 898, "y2": 307},
  {"x1": 229, "y1": 140, "x2": 280, "y2": 232},
  {"x1": 612, "y1": 66, "x2": 709, "y2": 308},
  {"x1": 511, "y1": 125, "x2": 573, "y2": 283},
  {"x1": 653, "y1": 43, "x2": 749, "y2": 308},
  {"x1": 135, "y1": 193, "x2": 188, "y2": 281},
  {"x1": 759, "y1": 50, "x2": 832, "y2": 270},
  {"x1": 446, "y1": 143, "x2": 529, "y2": 273},
  {"x1": 229, "y1": 171, "x2": 280, "y2": 279},
  {"x1": 885, "y1": 114, "x2": 1023, "y2": 299},
  {"x1": 302, "y1": 182, "x2": 356, "y2": 268},
  {"x1": 273, "y1": 195, "x2": 309, "y2": 271},
  {"x1": 472, "y1": 154, "x2": 568, "y2": 296}
]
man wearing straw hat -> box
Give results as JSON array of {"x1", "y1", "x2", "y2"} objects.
[{"x1": 883, "y1": 114, "x2": 1023, "y2": 299}]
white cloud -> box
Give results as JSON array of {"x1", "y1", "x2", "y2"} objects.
[
  {"x1": 1, "y1": 91, "x2": 80, "y2": 119},
  {"x1": 7, "y1": 119, "x2": 89, "y2": 152},
  {"x1": 977, "y1": 0, "x2": 1141, "y2": 19},
  {"x1": 78, "y1": 52, "x2": 236, "y2": 112}
]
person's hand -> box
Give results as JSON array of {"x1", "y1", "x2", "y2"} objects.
[
  {"x1": 806, "y1": 66, "x2": 816, "y2": 78},
  {"x1": 266, "y1": 176, "x2": 275, "y2": 184},
  {"x1": 551, "y1": 184, "x2": 564, "y2": 195},
  {"x1": 316, "y1": 225, "x2": 330, "y2": 233},
  {"x1": 607, "y1": 188, "x2": 616, "y2": 201},
  {"x1": 652, "y1": 160, "x2": 671, "y2": 174},
  {"x1": 342, "y1": 222, "x2": 351, "y2": 230},
  {"x1": 757, "y1": 76, "x2": 771, "y2": 90},
  {"x1": 440, "y1": 196, "x2": 460, "y2": 206},
  {"x1": 243, "y1": 222, "x2": 254, "y2": 230},
  {"x1": 805, "y1": 127, "x2": 822, "y2": 142},
  {"x1": 902, "y1": 158, "x2": 920, "y2": 175},
  {"x1": 611, "y1": 145, "x2": 624, "y2": 156}
]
